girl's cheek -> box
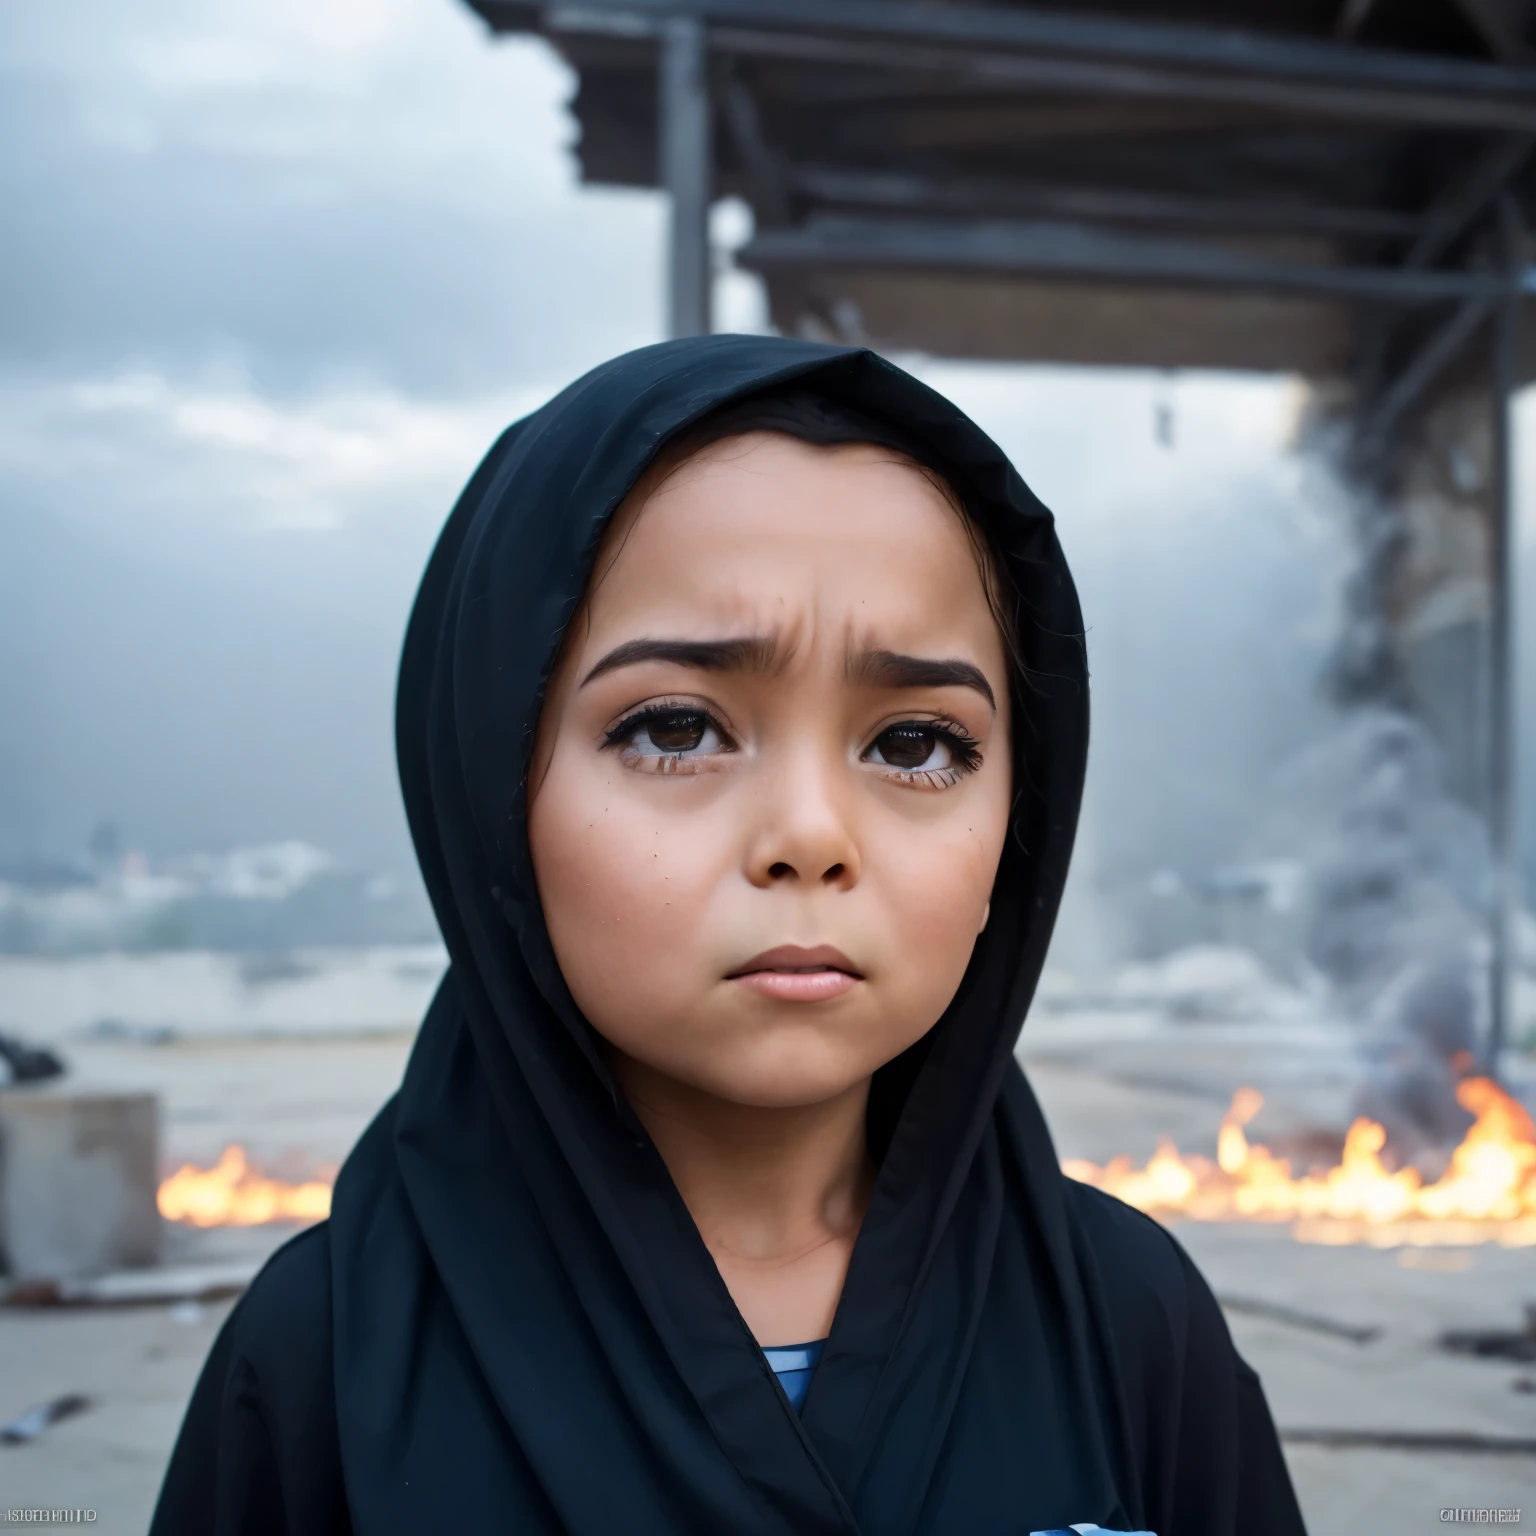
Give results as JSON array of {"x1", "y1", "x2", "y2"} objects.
[
  {"x1": 881, "y1": 814, "x2": 997, "y2": 924},
  {"x1": 539, "y1": 784, "x2": 725, "y2": 993}
]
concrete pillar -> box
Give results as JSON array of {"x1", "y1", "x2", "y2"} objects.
[
  {"x1": 1381, "y1": 386, "x2": 1496, "y2": 813},
  {"x1": 0, "y1": 1090, "x2": 161, "y2": 1281},
  {"x1": 1488, "y1": 261, "x2": 1520, "y2": 1072}
]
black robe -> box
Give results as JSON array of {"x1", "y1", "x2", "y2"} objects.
[{"x1": 151, "y1": 336, "x2": 1307, "y2": 1536}]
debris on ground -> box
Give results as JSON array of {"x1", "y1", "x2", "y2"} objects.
[
  {"x1": 0, "y1": 1394, "x2": 91, "y2": 1446},
  {"x1": 1439, "y1": 1305, "x2": 1536, "y2": 1365},
  {"x1": 1218, "y1": 1293, "x2": 1381, "y2": 1344},
  {"x1": 1, "y1": 1262, "x2": 256, "y2": 1309},
  {"x1": 0, "y1": 1031, "x2": 65, "y2": 1087},
  {"x1": 1280, "y1": 1426, "x2": 1536, "y2": 1455}
]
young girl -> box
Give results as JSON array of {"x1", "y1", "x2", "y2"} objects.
[{"x1": 152, "y1": 336, "x2": 1305, "y2": 1536}]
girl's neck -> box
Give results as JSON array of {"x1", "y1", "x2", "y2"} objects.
[{"x1": 612, "y1": 1052, "x2": 875, "y2": 1347}]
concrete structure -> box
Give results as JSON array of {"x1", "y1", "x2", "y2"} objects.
[
  {"x1": 460, "y1": 0, "x2": 1533, "y2": 1069},
  {"x1": 0, "y1": 1090, "x2": 161, "y2": 1281}
]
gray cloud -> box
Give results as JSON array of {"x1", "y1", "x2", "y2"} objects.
[{"x1": 0, "y1": 0, "x2": 662, "y2": 394}]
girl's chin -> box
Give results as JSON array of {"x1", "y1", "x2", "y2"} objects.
[
  {"x1": 696, "y1": 1055, "x2": 887, "y2": 1112},
  {"x1": 603, "y1": 1010, "x2": 919, "y2": 1109}
]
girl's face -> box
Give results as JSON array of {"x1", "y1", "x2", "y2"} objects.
[{"x1": 527, "y1": 433, "x2": 1013, "y2": 1110}]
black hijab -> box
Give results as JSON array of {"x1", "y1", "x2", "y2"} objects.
[{"x1": 153, "y1": 335, "x2": 1305, "y2": 1536}]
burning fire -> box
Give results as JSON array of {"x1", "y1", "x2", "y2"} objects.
[
  {"x1": 158, "y1": 1081, "x2": 1536, "y2": 1244},
  {"x1": 158, "y1": 1145, "x2": 333, "y2": 1228},
  {"x1": 1063, "y1": 1076, "x2": 1536, "y2": 1247}
]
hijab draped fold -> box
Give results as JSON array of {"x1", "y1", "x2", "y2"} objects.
[{"x1": 154, "y1": 335, "x2": 1305, "y2": 1536}]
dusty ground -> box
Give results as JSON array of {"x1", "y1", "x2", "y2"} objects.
[{"x1": 2, "y1": 1018, "x2": 1533, "y2": 1534}]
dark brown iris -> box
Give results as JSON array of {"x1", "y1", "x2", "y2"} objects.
[
  {"x1": 875, "y1": 725, "x2": 939, "y2": 770},
  {"x1": 646, "y1": 711, "x2": 708, "y2": 753}
]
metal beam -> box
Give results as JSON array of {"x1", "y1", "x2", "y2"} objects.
[
  {"x1": 741, "y1": 214, "x2": 1520, "y2": 302},
  {"x1": 709, "y1": 26, "x2": 1536, "y2": 132},
  {"x1": 1405, "y1": 133, "x2": 1535, "y2": 271},
  {"x1": 1485, "y1": 193, "x2": 1524, "y2": 1077},
  {"x1": 721, "y1": 72, "x2": 791, "y2": 225},
  {"x1": 544, "y1": 0, "x2": 1536, "y2": 95},
  {"x1": 789, "y1": 164, "x2": 1421, "y2": 240},
  {"x1": 1333, "y1": 0, "x2": 1379, "y2": 40},
  {"x1": 536, "y1": 0, "x2": 1536, "y2": 130},
  {"x1": 1349, "y1": 136, "x2": 1531, "y2": 458},
  {"x1": 1354, "y1": 296, "x2": 1495, "y2": 459},
  {"x1": 1452, "y1": 0, "x2": 1533, "y2": 63},
  {"x1": 659, "y1": 15, "x2": 712, "y2": 337}
]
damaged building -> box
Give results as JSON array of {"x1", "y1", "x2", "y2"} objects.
[{"x1": 461, "y1": 0, "x2": 1532, "y2": 1059}]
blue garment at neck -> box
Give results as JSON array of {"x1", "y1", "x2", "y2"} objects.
[{"x1": 762, "y1": 1340, "x2": 824, "y2": 1412}]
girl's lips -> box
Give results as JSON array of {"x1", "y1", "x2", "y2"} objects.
[
  {"x1": 732, "y1": 969, "x2": 859, "y2": 1002},
  {"x1": 725, "y1": 943, "x2": 863, "y2": 1003}
]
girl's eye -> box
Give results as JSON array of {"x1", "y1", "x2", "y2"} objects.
[
  {"x1": 864, "y1": 722, "x2": 982, "y2": 784},
  {"x1": 605, "y1": 706, "x2": 731, "y2": 763}
]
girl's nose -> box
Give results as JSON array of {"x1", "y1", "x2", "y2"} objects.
[{"x1": 743, "y1": 748, "x2": 862, "y2": 892}]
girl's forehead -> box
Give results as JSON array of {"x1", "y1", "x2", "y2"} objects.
[{"x1": 587, "y1": 436, "x2": 990, "y2": 622}]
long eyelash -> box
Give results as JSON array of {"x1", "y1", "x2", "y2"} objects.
[
  {"x1": 601, "y1": 701, "x2": 732, "y2": 751},
  {"x1": 929, "y1": 721, "x2": 984, "y2": 774},
  {"x1": 882, "y1": 718, "x2": 983, "y2": 777}
]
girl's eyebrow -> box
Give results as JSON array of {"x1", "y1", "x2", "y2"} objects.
[
  {"x1": 580, "y1": 636, "x2": 995, "y2": 711},
  {"x1": 851, "y1": 649, "x2": 996, "y2": 712},
  {"x1": 580, "y1": 636, "x2": 780, "y2": 687}
]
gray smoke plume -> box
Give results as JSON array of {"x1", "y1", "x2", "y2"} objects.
[
  {"x1": 1265, "y1": 393, "x2": 1498, "y2": 1167},
  {"x1": 1251, "y1": 707, "x2": 1486, "y2": 1166}
]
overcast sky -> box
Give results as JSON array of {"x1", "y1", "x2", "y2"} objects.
[{"x1": 1, "y1": 0, "x2": 1530, "y2": 949}]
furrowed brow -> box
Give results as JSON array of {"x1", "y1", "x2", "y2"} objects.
[
  {"x1": 851, "y1": 649, "x2": 997, "y2": 711},
  {"x1": 579, "y1": 635, "x2": 780, "y2": 688}
]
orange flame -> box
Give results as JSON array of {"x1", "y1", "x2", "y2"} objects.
[
  {"x1": 1062, "y1": 1076, "x2": 1536, "y2": 1246},
  {"x1": 161, "y1": 1083, "x2": 1536, "y2": 1244},
  {"x1": 158, "y1": 1145, "x2": 333, "y2": 1228}
]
